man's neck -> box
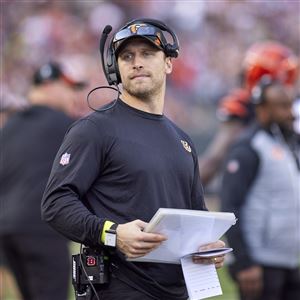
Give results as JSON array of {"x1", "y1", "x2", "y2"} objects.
[{"x1": 120, "y1": 90, "x2": 165, "y2": 115}]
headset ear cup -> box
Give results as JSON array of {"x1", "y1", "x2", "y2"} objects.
[
  {"x1": 106, "y1": 45, "x2": 121, "y2": 85},
  {"x1": 165, "y1": 44, "x2": 179, "y2": 58}
]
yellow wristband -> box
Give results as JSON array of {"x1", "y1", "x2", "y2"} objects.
[{"x1": 101, "y1": 221, "x2": 115, "y2": 244}]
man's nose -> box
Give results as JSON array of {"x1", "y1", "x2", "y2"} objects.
[{"x1": 132, "y1": 55, "x2": 144, "y2": 70}]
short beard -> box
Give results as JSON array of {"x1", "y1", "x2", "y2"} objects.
[
  {"x1": 123, "y1": 80, "x2": 163, "y2": 102},
  {"x1": 125, "y1": 87, "x2": 152, "y2": 101}
]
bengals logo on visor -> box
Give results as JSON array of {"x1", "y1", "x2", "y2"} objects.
[{"x1": 129, "y1": 24, "x2": 145, "y2": 34}]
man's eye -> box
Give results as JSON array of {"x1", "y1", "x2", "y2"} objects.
[
  {"x1": 143, "y1": 51, "x2": 153, "y2": 57},
  {"x1": 121, "y1": 53, "x2": 133, "y2": 61}
]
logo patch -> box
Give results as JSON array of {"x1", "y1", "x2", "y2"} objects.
[
  {"x1": 129, "y1": 23, "x2": 145, "y2": 34},
  {"x1": 181, "y1": 140, "x2": 192, "y2": 153},
  {"x1": 227, "y1": 159, "x2": 240, "y2": 173},
  {"x1": 271, "y1": 146, "x2": 284, "y2": 160},
  {"x1": 60, "y1": 153, "x2": 71, "y2": 166}
]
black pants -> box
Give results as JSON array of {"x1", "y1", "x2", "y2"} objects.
[
  {"x1": 0, "y1": 234, "x2": 70, "y2": 300},
  {"x1": 239, "y1": 266, "x2": 300, "y2": 300}
]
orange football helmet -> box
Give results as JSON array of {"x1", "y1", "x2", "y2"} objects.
[{"x1": 243, "y1": 41, "x2": 299, "y2": 91}]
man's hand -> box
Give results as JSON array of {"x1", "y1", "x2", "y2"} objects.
[
  {"x1": 116, "y1": 220, "x2": 167, "y2": 258},
  {"x1": 192, "y1": 240, "x2": 226, "y2": 269},
  {"x1": 236, "y1": 266, "x2": 263, "y2": 298}
]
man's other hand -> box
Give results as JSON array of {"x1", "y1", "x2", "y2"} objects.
[{"x1": 193, "y1": 240, "x2": 226, "y2": 269}]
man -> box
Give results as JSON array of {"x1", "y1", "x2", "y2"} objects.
[
  {"x1": 42, "y1": 19, "x2": 225, "y2": 300},
  {"x1": 221, "y1": 77, "x2": 300, "y2": 300},
  {"x1": 0, "y1": 62, "x2": 86, "y2": 300},
  {"x1": 199, "y1": 41, "x2": 299, "y2": 186}
]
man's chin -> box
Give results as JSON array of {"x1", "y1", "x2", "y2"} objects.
[{"x1": 127, "y1": 87, "x2": 153, "y2": 99}]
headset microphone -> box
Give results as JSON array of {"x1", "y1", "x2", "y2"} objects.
[
  {"x1": 86, "y1": 24, "x2": 120, "y2": 113},
  {"x1": 99, "y1": 25, "x2": 113, "y2": 85}
]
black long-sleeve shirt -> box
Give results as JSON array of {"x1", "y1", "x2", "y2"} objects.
[{"x1": 42, "y1": 99, "x2": 206, "y2": 296}]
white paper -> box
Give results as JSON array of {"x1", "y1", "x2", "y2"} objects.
[
  {"x1": 181, "y1": 256, "x2": 222, "y2": 300},
  {"x1": 129, "y1": 208, "x2": 236, "y2": 263}
]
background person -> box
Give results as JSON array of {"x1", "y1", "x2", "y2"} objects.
[
  {"x1": 221, "y1": 77, "x2": 300, "y2": 300},
  {"x1": 0, "y1": 62, "x2": 87, "y2": 300},
  {"x1": 42, "y1": 19, "x2": 226, "y2": 300},
  {"x1": 199, "y1": 41, "x2": 299, "y2": 187}
]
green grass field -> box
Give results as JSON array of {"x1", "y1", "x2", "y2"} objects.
[{"x1": 212, "y1": 267, "x2": 238, "y2": 300}]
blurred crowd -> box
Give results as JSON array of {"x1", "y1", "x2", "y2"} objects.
[{"x1": 2, "y1": 0, "x2": 299, "y2": 147}]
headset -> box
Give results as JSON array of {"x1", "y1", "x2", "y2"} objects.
[
  {"x1": 99, "y1": 18, "x2": 180, "y2": 86},
  {"x1": 251, "y1": 75, "x2": 277, "y2": 105}
]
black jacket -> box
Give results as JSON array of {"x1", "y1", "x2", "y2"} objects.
[{"x1": 0, "y1": 105, "x2": 73, "y2": 235}]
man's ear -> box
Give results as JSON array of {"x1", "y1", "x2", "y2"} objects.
[{"x1": 165, "y1": 57, "x2": 173, "y2": 74}]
